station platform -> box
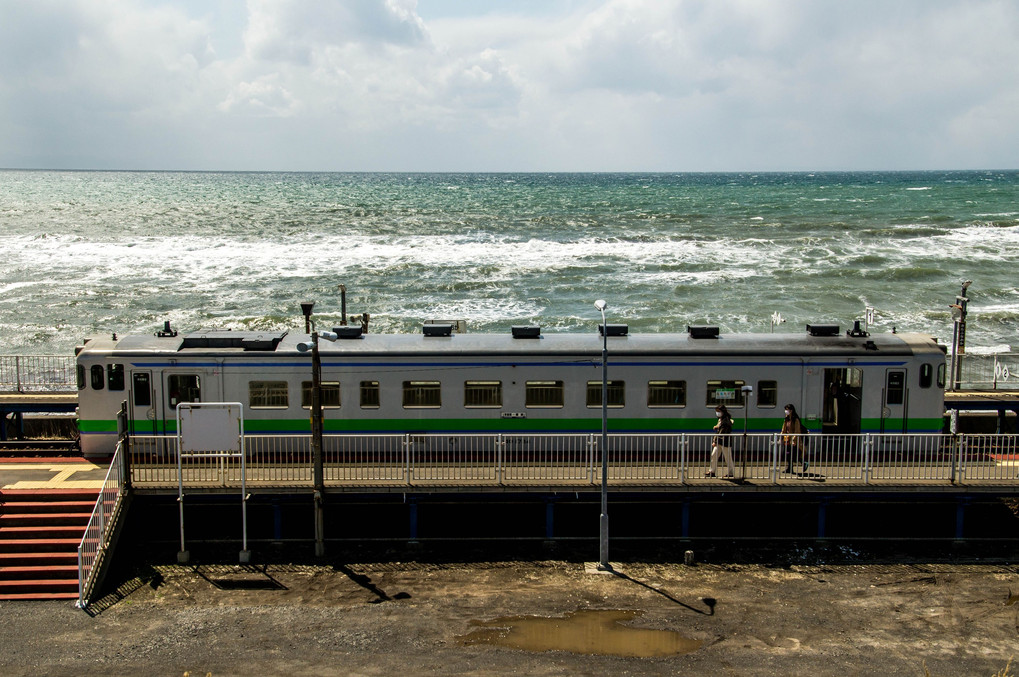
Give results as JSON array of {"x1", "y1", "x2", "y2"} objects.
[
  {"x1": 0, "y1": 455, "x2": 109, "y2": 491},
  {"x1": 0, "y1": 393, "x2": 77, "y2": 441}
]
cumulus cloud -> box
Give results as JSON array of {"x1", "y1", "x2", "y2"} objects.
[{"x1": 0, "y1": 0, "x2": 1017, "y2": 170}]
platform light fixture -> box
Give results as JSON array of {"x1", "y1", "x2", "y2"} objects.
[{"x1": 594, "y1": 299, "x2": 610, "y2": 571}]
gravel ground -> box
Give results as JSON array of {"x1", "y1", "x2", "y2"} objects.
[{"x1": 2, "y1": 556, "x2": 1018, "y2": 676}]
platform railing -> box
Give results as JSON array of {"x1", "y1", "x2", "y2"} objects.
[
  {"x1": 77, "y1": 439, "x2": 127, "y2": 609},
  {"x1": 124, "y1": 431, "x2": 1019, "y2": 489},
  {"x1": 0, "y1": 355, "x2": 77, "y2": 392}
]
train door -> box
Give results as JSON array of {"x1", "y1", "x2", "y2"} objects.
[
  {"x1": 129, "y1": 371, "x2": 156, "y2": 434},
  {"x1": 822, "y1": 367, "x2": 863, "y2": 435},
  {"x1": 161, "y1": 371, "x2": 207, "y2": 435},
  {"x1": 881, "y1": 368, "x2": 908, "y2": 434}
]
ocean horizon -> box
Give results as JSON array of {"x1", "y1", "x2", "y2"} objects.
[{"x1": 2, "y1": 169, "x2": 1017, "y2": 355}]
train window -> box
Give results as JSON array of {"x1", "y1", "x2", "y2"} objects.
[
  {"x1": 302, "y1": 381, "x2": 340, "y2": 408},
  {"x1": 465, "y1": 381, "x2": 502, "y2": 408},
  {"x1": 90, "y1": 365, "x2": 105, "y2": 390},
  {"x1": 526, "y1": 381, "x2": 564, "y2": 408},
  {"x1": 76, "y1": 365, "x2": 86, "y2": 390},
  {"x1": 757, "y1": 380, "x2": 777, "y2": 408},
  {"x1": 133, "y1": 373, "x2": 151, "y2": 407},
  {"x1": 937, "y1": 364, "x2": 946, "y2": 389},
  {"x1": 403, "y1": 381, "x2": 441, "y2": 408},
  {"x1": 167, "y1": 374, "x2": 201, "y2": 408},
  {"x1": 360, "y1": 381, "x2": 380, "y2": 409},
  {"x1": 919, "y1": 364, "x2": 933, "y2": 389},
  {"x1": 648, "y1": 380, "x2": 686, "y2": 407},
  {"x1": 586, "y1": 380, "x2": 625, "y2": 408},
  {"x1": 249, "y1": 381, "x2": 289, "y2": 408},
  {"x1": 706, "y1": 379, "x2": 746, "y2": 407},
  {"x1": 886, "y1": 371, "x2": 905, "y2": 405},
  {"x1": 107, "y1": 364, "x2": 125, "y2": 391}
]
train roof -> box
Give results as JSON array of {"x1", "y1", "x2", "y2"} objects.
[{"x1": 78, "y1": 327, "x2": 945, "y2": 359}]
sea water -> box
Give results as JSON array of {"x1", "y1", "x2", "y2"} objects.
[{"x1": 1, "y1": 170, "x2": 1017, "y2": 355}]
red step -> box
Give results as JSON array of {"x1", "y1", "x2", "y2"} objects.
[
  {"x1": 0, "y1": 592, "x2": 80, "y2": 601},
  {"x1": 0, "y1": 551, "x2": 78, "y2": 566},
  {"x1": 0, "y1": 513, "x2": 92, "y2": 527},
  {"x1": 0, "y1": 525, "x2": 90, "y2": 540},
  {"x1": 0, "y1": 564, "x2": 78, "y2": 579},
  {"x1": 1, "y1": 501, "x2": 97, "y2": 514}
]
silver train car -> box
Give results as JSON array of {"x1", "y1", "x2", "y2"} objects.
[{"x1": 74, "y1": 322, "x2": 947, "y2": 457}]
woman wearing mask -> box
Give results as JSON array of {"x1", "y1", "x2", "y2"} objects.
[
  {"x1": 707, "y1": 404, "x2": 735, "y2": 478},
  {"x1": 781, "y1": 403, "x2": 808, "y2": 473}
]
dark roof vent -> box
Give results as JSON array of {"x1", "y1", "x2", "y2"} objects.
[
  {"x1": 333, "y1": 326, "x2": 363, "y2": 339},
  {"x1": 847, "y1": 320, "x2": 869, "y2": 338},
  {"x1": 807, "y1": 324, "x2": 840, "y2": 337},
  {"x1": 156, "y1": 320, "x2": 178, "y2": 338},
  {"x1": 181, "y1": 330, "x2": 287, "y2": 351},
  {"x1": 423, "y1": 324, "x2": 453, "y2": 337},
  {"x1": 599, "y1": 324, "x2": 629, "y2": 337},
  {"x1": 688, "y1": 325, "x2": 719, "y2": 339},
  {"x1": 511, "y1": 325, "x2": 541, "y2": 339}
]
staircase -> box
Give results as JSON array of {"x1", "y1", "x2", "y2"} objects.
[{"x1": 0, "y1": 489, "x2": 98, "y2": 600}]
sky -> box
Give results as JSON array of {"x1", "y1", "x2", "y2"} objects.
[{"x1": 1, "y1": 0, "x2": 1017, "y2": 172}]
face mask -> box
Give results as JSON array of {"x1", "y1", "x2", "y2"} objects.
[
  {"x1": 716, "y1": 412, "x2": 722, "y2": 418},
  {"x1": 784, "y1": 409, "x2": 791, "y2": 416}
]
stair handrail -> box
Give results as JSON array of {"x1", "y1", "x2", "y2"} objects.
[{"x1": 76, "y1": 439, "x2": 127, "y2": 609}]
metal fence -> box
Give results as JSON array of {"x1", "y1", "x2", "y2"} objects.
[
  {"x1": 0, "y1": 355, "x2": 77, "y2": 392},
  {"x1": 955, "y1": 353, "x2": 1019, "y2": 390},
  {"x1": 77, "y1": 439, "x2": 127, "y2": 609},
  {"x1": 125, "y1": 432, "x2": 1019, "y2": 489}
]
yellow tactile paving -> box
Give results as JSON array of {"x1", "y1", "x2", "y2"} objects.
[{"x1": 1, "y1": 463, "x2": 108, "y2": 490}]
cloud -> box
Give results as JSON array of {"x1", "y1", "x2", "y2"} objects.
[{"x1": 0, "y1": 0, "x2": 1017, "y2": 170}]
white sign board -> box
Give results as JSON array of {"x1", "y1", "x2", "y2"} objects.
[{"x1": 177, "y1": 402, "x2": 243, "y2": 455}]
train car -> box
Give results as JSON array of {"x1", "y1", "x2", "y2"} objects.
[{"x1": 74, "y1": 322, "x2": 947, "y2": 458}]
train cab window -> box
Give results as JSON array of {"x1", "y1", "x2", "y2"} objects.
[
  {"x1": 360, "y1": 381, "x2": 380, "y2": 409},
  {"x1": 937, "y1": 364, "x2": 946, "y2": 389},
  {"x1": 90, "y1": 365, "x2": 105, "y2": 390},
  {"x1": 526, "y1": 381, "x2": 564, "y2": 408},
  {"x1": 586, "y1": 380, "x2": 625, "y2": 408},
  {"x1": 465, "y1": 381, "x2": 502, "y2": 408},
  {"x1": 132, "y1": 373, "x2": 151, "y2": 407},
  {"x1": 166, "y1": 374, "x2": 201, "y2": 409},
  {"x1": 403, "y1": 381, "x2": 441, "y2": 408},
  {"x1": 77, "y1": 365, "x2": 86, "y2": 391},
  {"x1": 302, "y1": 381, "x2": 340, "y2": 408},
  {"x1": 919, "y1": 364, "x2": 933, "y2": 389},
  {"x1": 648, "y1": 380, "x2": 686, "y2": 407},
  {"x1": 107, "y1": 364, "x2": 125, "y2": 391},
  {"x1": 886, "y1": 371, "x2": 905, "y2": 405},
  {"x1": 706, "y1": 379, "x2": 746, "y2": 407},
  {"x1": 757, "y1": 380, "x2": 778, "y2": 408},
  {"x1": 249, "y1": 381, "x2": 289, "y2": 409}
]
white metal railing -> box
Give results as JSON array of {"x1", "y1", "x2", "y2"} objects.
[
  {"x1": 0, "y1": 355, "x2": 77, "y2": 392},
  {"x1": 125, "y1": 432, "x2": 1019, "y2": 489},
  {"x1": 77, "y1": 439, "x2": 127, "y2": 608},
  {"x1": 954, "y1": 352, "x2": 1019, "y2": 390}
]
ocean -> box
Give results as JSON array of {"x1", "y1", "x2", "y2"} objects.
[{"x1": 1, "y1": 170, "x2": 1017, "y2": 355}]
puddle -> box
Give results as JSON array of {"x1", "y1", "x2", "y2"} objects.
[{"x1": 458, "y1": 609, "x2": 703, "y2": 657}]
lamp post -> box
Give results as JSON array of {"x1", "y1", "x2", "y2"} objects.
[
  {"x1": 594, "y1": 299, "x2": 610, "y2": 571},
  {"x1": 297, "y1": 306, "x2": 338, "y2": 557},
  {"x1": 949, "y1": 281, "x2": 973, "y2": 391}
]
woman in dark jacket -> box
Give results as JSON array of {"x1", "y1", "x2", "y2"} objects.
[
  {"x1": 780, "y1": 403, "x2": 808, "y2": 473},
  {"x1": 708, "y1": 404, "x2": 735, "y2": 477}
]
